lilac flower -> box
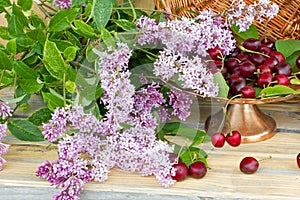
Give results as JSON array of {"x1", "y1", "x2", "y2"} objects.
[
  {"x1": 53, "y1": 0, "x2": 72, "y2": 9},
  {"x1": 0, "y1": 102, "x2": 12, "y2": 120},
  {"x1": 157, "y1": 107, "x2": 171, "y2": 123},
  {"x1": 168, "y1": 88, "x2": 193, "y2": 121},
  {"x1": 135, "y1": 16, "x2": 161, "y2": 46},
  {"x1": 227, "y1": 0, "x2": 279, "y2": 32},
  {"x1": 154, "y1": 49, "x2": 219, "y2": 97}
]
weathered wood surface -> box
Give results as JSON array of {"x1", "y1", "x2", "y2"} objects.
[
  {"x1": 1, "y1": 131, "x2": 300, "y2": 200},
  {"x1": 1, "y1": 89, "x2": 300, "y2": 199}
]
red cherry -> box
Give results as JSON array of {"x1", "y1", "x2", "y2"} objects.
[
  {"x1": 296, "y1": 56, "x2": 300, "y2": 69},
  {"x1": 243, "y1": 38, "x2": 261, "y2": 51},
  {"x1": 257, "y1": 73, "x2": 273, "y2": 88},
  {"x1": 225, "y1": 130, "x2": 241, "y2": 147},
  {"x1": 259, "y1": 44, "x2": 272, "y2": 55},
  {"x1": 188, "y1": 161, "x2": 207, "y2": 179},
  {"x1": 240, "y1": 157, "x2": 259, "y2": 174},
  {"x1": 208, "y1": 46, "x2": 223, "y2": 60},
  {"x1": 172, "y1": 163, "x2": 189, "y2": 181},
  {"x1": 241, "y1": 86, "x2": 256, "y2": 98},
  {"x1": 297, "y1": 153, "x2": 300, "y2": 168},
  {"x1": 263, "y1": 57, "x2": 279, "y2": 71},
  {"x1": 275, "y1": 74, "x2": 290, "y2": 86},
  {"x1": 269, "y1": 51, "x2": 285, "y2": 63},
  {"x1": 275, "y1": 62, "x2": 292, "y2": 76},
  {"x1": 211, "y1": 132, "x2": 226, "y2": 148},
  {"x1": 257, "y1": 64, "x2": 272, "y2": 74}
]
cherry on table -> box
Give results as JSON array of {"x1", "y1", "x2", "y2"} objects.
[
  {"x1": 297, "y1": 153, "x2": 300, "y2": 168},
  {"x1": 240, "y1": 156, "x2": 259, "y2": 174},
  {"x1": 211, "y1": 132, "x2": 226, "y2": 148},
  {"x1": 172, "y1": 163, "x2": 189, "y2": 181},
  {"x1": 188, "y1": 161, "x2": 207, "y2": 179},
  {"x1": 225, "y1": 130, "x2": 241, "y2": 147}
]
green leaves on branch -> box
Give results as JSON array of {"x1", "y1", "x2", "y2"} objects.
[
  {"x1": 231, "y1": 24, "x2": 259, "y2": 40},
  {"x1": 259, "y1": 85, "x2": 299, "y2": 98},
  {"x1": 73, "y1": 20, "x2": 97, "y2": 39},
  {"x1": 43, "y1": 39, "x2": 68, "y2": 79},
  {"x1": 92, "y1": 0, "x2": 112, "y2": 30},
  {"x1": 8, "y1": 119, "x2": 45, "y2": 142},
  {"x1": 49, "y1": 8, "x2": 80, "y2": 32}
]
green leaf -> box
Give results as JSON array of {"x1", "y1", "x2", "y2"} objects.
[
  {"x1": 86, "y1": 45, "x2": 99, "y2": 62},
  {"x1": 7, "y1": 119, "x2": 45, "y2": 142},
  {"x1": 101, "y1": 27, "x2": 115, "y2": 48},
  {"x1": 63, "y1": 46, "x2": 78, "y2": 61},
  {"x1": 42, "y1": 91, "x2": 64, "y2": 111},
  {"x1": 43, "y1": 39, "x2": 68, "y2": 79},
  {"x1": 290, "y1": 78, "x2": 300, "y2": 85},
  {"x1": 20, "y1": 102, "x2": 30, "y2": 112},
  {"x1": 30, "y1": 13, "x2": 46, "y2": 29},
  {"x1": 189, "y1": 130, "x2": 207, "y2": 147},
  {"x1": 0, "y1": 0, "x2": 11, "y2": 7},
  {"x1": 6, "y1": 38, "x2": 17, "y2": 55},
  {"x1": 27, "y1": 107, "x2": 52, "y2": 126},
  {"x1": 16, "y1": 34, "x2": 36, "y2": 48},
  {"x1": 0, "y1": 50, "x2": 13, "y2": 70},
  {"x1": 0, "y1": 94, "x2": 27, "y2": 104},
  {"x1": 0, "y1": 26, "x2": 10, "y2": 40},
  {"x1": 161, "y1": 122, "x2": 188, "y2": 133},
  {"x1": 15, "y1": 86, "x2": 31, "y2": 105},
  {"x1": 213, "y1": 72, "x2": 229, "y2": 98},
  {"x1": 65, "y1": 80, "x2": 76, "y2": 93},
  {"x1": 14, "y1": 61, "x2": 38, "y2": 78},
  {"x1": 49, "y1": 8, "x2": 80, "y2": 32},
  {"x1": 12, "y1": 3, "x2": 28, "y2": 27},
  {"x1": 17, "y1": 0, "x2": 33, "y2": 11},
  {"x1": 51, "y1": 39, "x2": 74, "y2": 52},
  {"x1": 8, "y1": 14, "x2": 24, "y2": 37},
  {"x1": 259, "y1": 85, "x2": 298, "y2": 98},
  {"x1": 65, "y1": 31, "x2": 82, "y2": 48},
  {"x1": 73, "y1": 20, "x2": 97, "y2": 39},
  {"x1": 111, "y1": 19, "x2": 136, "y2": 31},
  {"x1": 275, "y1": 40, "x2": 300, "y2": 58},
  {"x1": 27, "y1": 28, "x2": 46, "y2": 44},
  {"x1": 0, "y1": 70, "x2": 14, "y2": 86},
  {"x1": 230, "y1": 24, "x2": 259, "y2": 40},
  {"x1": 18, "y1": 79, "x2": 44, "y2": 94},
  {"x1": 180, "y1": 147, "x2": 207, "y2": 167},
  {"x1": 92, "y1": 0, "x2": 112, "y2": 30},
  {"x1": 72, "y1": 0, "x2": 85, "y2": 7}
]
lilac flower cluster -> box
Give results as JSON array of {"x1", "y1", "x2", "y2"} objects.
[
  {"x1": 0, "y1": 102, "x2": 12, "y2": 171},
  {"x1": 226, "y1": 0, "x2": 279, "y2": 32},
  {"x1": 53, "y1": 0, "x2": 72, "y2": 9},
  {"x1": 154, "y1": 49, "x2": 219, "y2": 97},
  {"x1": 39, "y1": 42, "x2": 196, "y2": 199},
  {"x1": 136, "y1": 14, "x2": 235, "y2": 57}
]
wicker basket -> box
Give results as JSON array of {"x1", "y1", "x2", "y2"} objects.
[{"x1": 154, "y1": 0, "x2": 300, "y2": 40}]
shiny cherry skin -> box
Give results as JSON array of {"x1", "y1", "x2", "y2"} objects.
[
  {"x1": 225, "y1": 130, "x2": 241, "y2": 147},
  {"x1": 257, "y1": 73, "x2": 273, "y2": 88},
  {"x1": 243, "y1": 38, "x2": 261, "y2": 51},
  {"x1": 172, "y1": 163, "x2": 189, "y2": 181},
  {"x1": 275, "y1": 74, "x2": 290, "y2": 86},
  {"x1": 189, "y1": 161, "x2": 207, "y2": 179},
  {"x1": 211, "y1": 132, "x2": 226, "y2": 148},
  {"x1": 240, "y1": 157, "x2": 259, "y2": 174},
  {"x1": 241, "y1": 86, "x2": 256, "y2": 98}
]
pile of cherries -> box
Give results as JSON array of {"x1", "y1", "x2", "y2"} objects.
[
  {"x1": 208, "y1": 37, "x2": 296, "y2": 98},
  {"x1": 170, "y1": 154, "x2": 207, "y2": 181}
]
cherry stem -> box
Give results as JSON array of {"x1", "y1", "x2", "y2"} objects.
[
  {"x1": 216, "y1": 94, "x2": 242, "y2": 133},
  {"x1": 239, "y1": 45, "x2": 270, "y2": 58},
  {"x1": 258, "y1": 155, "x2": 272, "y2": 163}
]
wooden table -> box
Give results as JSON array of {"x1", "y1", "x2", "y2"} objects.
[{"x1": 0, "y1": 98, "x2": 300, "y2": 200}]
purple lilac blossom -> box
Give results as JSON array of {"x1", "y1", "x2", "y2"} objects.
[
  {"x1": 168, "y1": 88, "x2": 193, "y2": 121},
  {"x1": 227, "y1": 0, "x2": 279, "y2": 32},
  {"x1": 154, "y1": 49, "x2": 219, "y2": 97},
  {"x1": 53, "y1": 0, "x2": 72, "y2": 9},
  {"x1": 0, "y1": 102, "x2": 12, "y2": 171}
]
